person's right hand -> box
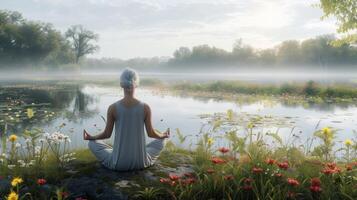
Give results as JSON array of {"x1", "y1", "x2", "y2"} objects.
[
  {"x1": 161, "y1": 128, "x2": 170, "y2": 139},
  {"x1": 83, "y1": 129, "x2": 92, "y2": 140}
]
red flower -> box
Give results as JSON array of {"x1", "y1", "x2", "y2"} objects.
[
  {"x1": 243, "y1": 178, "x2": 253, "y2": 184},
  {"x1": 183, "y1": 178, "x2": 196, "y2": 185},
  {"x1": 277, "y1": 161, "x2": 289, "y2": 170},
  {"x1": 287, "y1": 178, "x2": 299, "y2": 186},
  {"x1": 252, "y1": 167, "x2": 263, "y2": 174},
  {"x1": 242, "y1": 185, "x2": 253, "y2": 190},
  {"x1": 322, "y1": 163, "x2": 341, "y2": 175},
  {"x1": 326, "y1": 162, "x2": 336, "y2": 169},
  {"x1": 211, "y1": 157, "x2": 227, "y2": 164},
  {"x1": 160, "y1": 178, "x2": 170, "y2": 183},
  {"x1": 274, "y1": 173, "x2": 283, "y2": 178},
  {"x1": 218, "y1": 147, "x2": 229, "y2": 154},
  {"x1": 310, "y1": 178, "x2": 321, "y2": 187},
  {"x1": 224, "y1": 175, "x2": 234, "y2": 180},
  {"x1": 206, "y1": 168, "x2": 215, "y2": 174},
  {"x1": 265, "y1": 158, "x2": 275, "y2": 165},
  {"x1": 37, "y1": 178, "x2": 46, "y2": 185},
  {"x1": 169, "y1": 174, "x2": 180, "y2": 181},
  {"x1": 310, "y1": 186, "x2": 322, "y2": 193}
]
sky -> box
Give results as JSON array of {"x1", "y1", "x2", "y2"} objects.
[{"x1": 0, "y1": 0, "x2": 337, "y2": 59}]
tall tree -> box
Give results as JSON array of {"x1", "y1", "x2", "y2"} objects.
[
  {"x1": 65, "y1": 25, "x2": 99, "y2": 63},
  {"x1": 319, "y1": 0, "x2": 357, "y2": 45}
]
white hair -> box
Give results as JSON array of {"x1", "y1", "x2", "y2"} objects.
[{"x1": 120, "y1": 68, "x2": 139, "y2": 88}]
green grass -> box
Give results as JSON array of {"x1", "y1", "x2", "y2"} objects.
[{"x1": 172, "y1": 80, "x2": 357, "y2": 101}]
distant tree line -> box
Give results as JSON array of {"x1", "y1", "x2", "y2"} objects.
[
  {"x1": 0, "y1": 10, "x2": 98, "y2": 69},
  {"x1": 167, "y1": 35, "x2": 357, "y2": 68}
]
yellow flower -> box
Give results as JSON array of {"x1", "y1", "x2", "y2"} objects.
[
  {"x1": 207, "y1": 138, "x2": 214, "y2": 146},
  {"x1": 11, "y1": 177, "x2": 23, "y2": 187},
  {"x1": 345, "y1": 139, "x2": 353, "y2": 146},
  {"x1": 247, "y1": 123, "x2": 254, "y2": 129},
  {"x1": 7, "y1": 191, "x2": 18, "y2": 200},
  {"x1": 322, "y1": 127, "x2": 331, "y2": 136},
  {"x1": 27, "y1": 108, "x2": 34, "y2": 119},
  {"x1": 227, "y1": 109, "x2": 233, "y2": 121},
  {"x1": 9, "y1": 135, "x2": 17, "y2": 142}
]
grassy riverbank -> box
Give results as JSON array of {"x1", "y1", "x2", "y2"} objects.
[{"x1": 172, "y1": 80, "x2": 357, "y2": 101}]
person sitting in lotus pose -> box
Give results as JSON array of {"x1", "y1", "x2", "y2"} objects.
[{"x1": 83, "y1": 68, "x2": 170, "y2": 171}]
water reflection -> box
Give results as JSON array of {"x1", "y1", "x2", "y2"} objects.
[{"x1": 0, "y1": 82, "x2": 356, "y2": 151}]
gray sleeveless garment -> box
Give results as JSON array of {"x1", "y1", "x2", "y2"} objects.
[{"x1": 88, "y1": 100, "x2": 167, "y2": 171}]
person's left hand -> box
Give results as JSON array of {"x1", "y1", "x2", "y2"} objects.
[
  {"x1": 161, "y1": 128, "x2": 170, "y2": 139},
  {"x1": 83, "y1": 129, "x2": 92, "y2": 140}
]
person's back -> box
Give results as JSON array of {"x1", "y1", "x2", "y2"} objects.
[
  {"x1": 110, "y1": 100, "x2": 150, "y2": 170},
  {"x1": 83, "y1": 68, "x2": 170, "y2": 171}
]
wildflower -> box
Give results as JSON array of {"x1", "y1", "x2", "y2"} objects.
[
  {"x1": 218, "y1": 147, "x2": 229, "y2": 154},
  {"x1": 227, "y1": 109, "x2": 234, "y2": 120},
  {"x1": 9, "y1": 134, "x2": 17, "y2": 142},
  {"x1": 345, "y1": 139, "x2": 353, "y2": 146},
  {"x1": 207, "y1": 138, "x2": 214, "y2": 146},
  {"x1": 169, "y1": 174, "x2": 180, "y2": 181},
  {"x1": 277, "y1": 161, "x2": 289, "y2": 170},
  {"x1": 27, "y1": 108, "x2": 34, "y2": 119},
  {"x1": 183, "y1": 178, "x2": 196, "y2": 185},
  {"x1": 169, "y1": 181, "x2": 176, "y2": 186},
  {"x1": 224, "y1": 175, "x2": 234, "y2": 180},
  {"x1": 7, "y1": 191, "x2": 18, "y2": 200},
  {"x1": 15, "y1": 143, "x2": 21, "y2": 148},
  {"x1": 247, "y1": 123, "x2": 254, "y2": 129},
  {"x1": 159, "y1": 178, "x2": 170, "y2": 183},
  {"x1": 310, "y1": 177, "x2": 322, "y2": 193},
  {"x1": 37, "y1": 178, "x2": 47, "y2": 185},
  {"x1": 11, "y1": 177, "x2": 23, "y2": 187},
  {"x1": 274, "y1": 173, "x2": 283, "y2": 178},
  {"x1": 242, "y1": 185, "x2": 253, "y2": 190},
  {"x1": 252, "y1": 167, "x2": 264, "y2": 174},
  {"x1": 287, "y1": 178, "x2": 299, "y2": 186},
  {"x1": 265, "y1": 158, "x2": 275, "y2": 165},
  {"x1": 243, "y1": 178, "x2": 253, "y2": 184},
  {"x1": 211, "y1": 157, "x2": 227, "y2": 164},
  {"x1": 322, "y1": 162, "x2": 341, "y2": 175},
  {"x1": 206, "y1": 168, "x2": 215, "y2": 174},
  {"x1": 322, "y1": 127, "x2": 331, "y2": 136}
]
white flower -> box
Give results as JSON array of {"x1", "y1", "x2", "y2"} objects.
[
  {"x1": 25, "y1": 138, "x2": 31, "y2": 144},
  {"x1": 8, "y1": 164, "x2": 15, "y2": 169},
  {"x1": 15, "y1": 143, "x2": 21, "y2": 148},
  {"x1": 39, "y1": 139, "x2": 45, "y2": 143},
  {"x1": 43, "y1": 132, "x2": 50, "y2": 138}
]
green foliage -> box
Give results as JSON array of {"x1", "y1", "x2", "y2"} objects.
[
  {"x1": 65, "y1": 25, "x2": 99, "y2": 63},
  {"x1": 319, "y1": 0, "x2": 357, "y2": 45},
  {"x1": 0, "y1": 10, "x2": 76, "y2": 68}
]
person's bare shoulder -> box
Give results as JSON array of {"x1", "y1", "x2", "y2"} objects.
[
  {"x1": 143, "y1": 103, "x2": 151, "y2": 116},
  {"x1": 108, "y1": 103, "x2": 117, "y2": 118}
]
